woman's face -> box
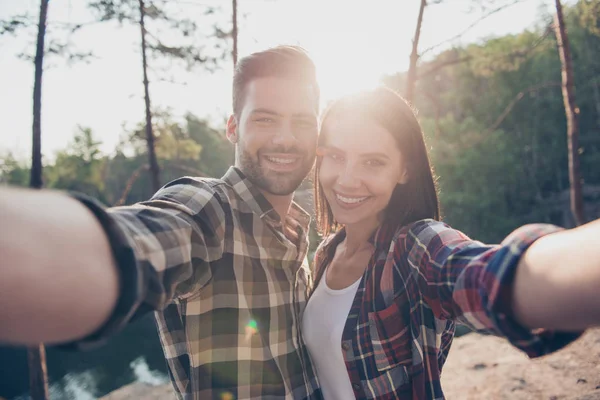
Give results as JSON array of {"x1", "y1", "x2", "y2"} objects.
[{"x1": 318, "y1": 113, "x2": 408, "y2": 231}]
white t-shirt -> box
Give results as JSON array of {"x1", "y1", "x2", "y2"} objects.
[{"x1": 302, "y1": 267, "x2": 361, "y2": 400}]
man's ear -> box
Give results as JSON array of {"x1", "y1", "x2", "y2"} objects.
[{"x1": 226, "y1": 114, "x2": 238, "y2": 144}]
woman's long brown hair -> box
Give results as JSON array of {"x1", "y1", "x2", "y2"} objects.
[{"x1": 313, "y1": 87, "x2": 441, "y2": 238}]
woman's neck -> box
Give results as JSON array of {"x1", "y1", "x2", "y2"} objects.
[{"x1": 343, "y1": 217, "x2": 380, "y2": 257}]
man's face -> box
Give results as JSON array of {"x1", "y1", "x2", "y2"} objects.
[{"x1": 228, "y1": 77, "x2": 319, "y2": 196}]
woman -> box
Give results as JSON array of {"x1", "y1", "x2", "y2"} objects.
[{"x1": 301, "y1": 87, "x2": 600, "y2": 400}]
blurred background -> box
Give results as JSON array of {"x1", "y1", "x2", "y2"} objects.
[{"x1": 0, "y1": 0, "x2": 598, "y2": 398}]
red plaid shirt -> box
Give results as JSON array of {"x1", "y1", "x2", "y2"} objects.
[{"x1": 311, "y1": 219, "x2": 580, "y2": 400}]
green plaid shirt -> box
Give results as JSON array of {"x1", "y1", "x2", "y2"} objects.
[{"x1": 69, "y1": 167, "x2": 322, "y2": 400}]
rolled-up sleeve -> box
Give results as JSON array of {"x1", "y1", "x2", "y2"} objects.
[
  {"x1": 404, "y1": 220, "x2": 582, "y2": 358},
  {"x1": 60, "y1": 178, "x2": 225, "y2": 350}
]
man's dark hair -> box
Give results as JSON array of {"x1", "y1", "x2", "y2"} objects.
[{"x1": 232, "y1": 45, "x2": 320, "y2": 116}]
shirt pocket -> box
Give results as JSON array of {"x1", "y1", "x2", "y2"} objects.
[{"x1": 368, "y1": 300, "x2": 412, "y2": 372}]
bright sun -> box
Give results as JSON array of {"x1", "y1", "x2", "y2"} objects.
[
  {"x1": 315, "y1": 53, "x2": 384, "y2": 105},
  {"x1": 279, "y1": 0, "x2": 414, "y2": 106}
]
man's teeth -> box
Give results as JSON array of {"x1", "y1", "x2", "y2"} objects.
[
  {"x1": 266, "y1": 156, "x2": 295, "y2": 164},
  {"x1": 336, "y1": 194, "x2": 368, "y2": 204}
]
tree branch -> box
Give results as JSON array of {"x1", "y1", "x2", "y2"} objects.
[
  {"x1": 418, "y1": 55, "x2": 473, "y2": 79},
  {"x1": 115, "y1": 163, "x2": 149, "y2": 206},
  {"x1": 417, "y1": 26, "x2": 552, "y2": 81},
  {"x1": 485, "y1": 81, "x2": 561, "y2": 135},
  {"x1": 420, "y1": 0, "x2": 524, "y2": 56}
]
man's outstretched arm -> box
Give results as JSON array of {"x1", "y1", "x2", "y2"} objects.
[
  {"x1": 0, "y1": 187, "x2": 119, "y2": 345},
  {"x1": 1, "y1": 178, "x2": 225, "y2": 348}
]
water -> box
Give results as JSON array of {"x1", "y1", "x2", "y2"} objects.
[
  {"x1": 12, "y1": 357, "x2": 168, "y2": 400},
  {"x1": 130, "y1": 357, "x2": 169, "y2": 387},
  {"x1": 0, "y1": 314, "x2": 168, "y2": 400}
]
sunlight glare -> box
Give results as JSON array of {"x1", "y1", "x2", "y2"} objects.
[{"x1": 315, "y1": 52, "x2": 383, "y2": 105}]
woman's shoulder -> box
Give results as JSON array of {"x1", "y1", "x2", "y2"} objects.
[{"x1": 391, "y1": 219, "x2": 472, "y2": 251}]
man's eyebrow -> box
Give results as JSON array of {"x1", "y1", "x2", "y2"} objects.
[
  {"x1": 292, "y1": 113, "x2": 317, "y2": 120},
  {"x1": 249, "y1": 108, "x2": 282, "y2": 117}
]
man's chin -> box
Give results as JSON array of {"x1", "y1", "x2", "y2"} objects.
[
  {"x1": 261, "y1": 176, "x2": 304, "y2": 196},
  {"x1": 263, "y1": 183, "x2": 298, "y2": 196}
]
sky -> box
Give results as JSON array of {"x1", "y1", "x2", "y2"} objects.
[{"x1": 0, "y1": 0, "x2": 557, "y2": 161}]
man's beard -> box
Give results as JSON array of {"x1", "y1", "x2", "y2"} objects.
[{"x1": 237, "y1": 147, "x2": 313, "y2": 196}]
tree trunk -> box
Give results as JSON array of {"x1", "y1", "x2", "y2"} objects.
[
  {"x1": 139, "y1": 0, "x2": 161, "y2": 193},
  {"x1": 29, "y1": 1, "x2": 50, "y2": 399},
  {"x1": 232, "y1": 0, "x2": 238, "y2": 68},
  {"x1": 554, "y1": 0, "x2": 584, "y2": 226},
  {"x1": 405, "y1": 0, "x2": 426, "y2": 103},
  {"x1": 30, "y1": 0, "x2": 48, "y2": 190},
  {"x1": 28, "y1": 344, "x2": 50, "y2": 400}
]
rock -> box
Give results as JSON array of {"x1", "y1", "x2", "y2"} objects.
[
  {"x1": 100, "y1": 382, "x2": 172, "y2": 399},
  {"x1": 441, "y1": 328, "x2": 600, "y2": 400},
  {"x1": 101, "y1": 328, "x2": 600, "y2": 399}
]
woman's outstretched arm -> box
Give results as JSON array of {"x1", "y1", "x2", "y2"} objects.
[{"x1": 511, "y1": 219, "x2": 600, "y2": 331}]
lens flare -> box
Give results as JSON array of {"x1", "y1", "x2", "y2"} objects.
[
  {"x1": 220, "y1": 391, "x2": 235, "y2": 400},
  {"x1": 245, "y1": 319, "x2": 258, "y2": 342}
]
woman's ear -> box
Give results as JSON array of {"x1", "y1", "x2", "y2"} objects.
[
  {"x1": 226, "y1": 115, "x2": 238, "y2": 144},
  {"x1": 398, "y1": 166, "x2": 409, "y2": 185}
]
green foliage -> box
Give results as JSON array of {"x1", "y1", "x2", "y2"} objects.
[
  {"x1": 88, "y1": 0, "x2": 230, "y2": 71},
  {"x1": 0, "y1": 153, "x2": 30, "y2": 186},
  {"x1": 577, "y1": 0, "x2": 600, "y2": 36},
  {"x1": 45, "y1": 127, "x2": 108, "y2": 202},
  {"x1": 384, "y1": 0, "x2": 600, "y2": 241},
  {"x1": 1, "y1": 1, "x2": 598, "y2": 244},
  {"x1": 0, "y1": 113, "x2": 232, "y2": 206}
]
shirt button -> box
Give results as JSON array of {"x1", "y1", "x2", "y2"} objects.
[
  {"x1": 341, "y1": 343, "x2": 350, "y2": 351},
  {"x1": 352, "y1": 383, "x2": 361, "y2": 391}
]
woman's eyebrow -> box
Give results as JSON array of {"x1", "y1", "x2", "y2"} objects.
[
  {"x1": 318, "y1": 145, "x2": 342, "y2": 152},
  {"x1": 360, "y1": 152, "x2": 391, "y2": 159}
]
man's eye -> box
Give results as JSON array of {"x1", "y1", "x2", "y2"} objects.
[
  {"x1": 255, "y1": 118, "x2": 274, "y2": 123},
  {"x1": 365, "y1": 159, "x2": 384, "y2": 167}
]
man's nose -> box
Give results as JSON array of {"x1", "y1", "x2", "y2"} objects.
[{"x1": 271, "y1": 122, "x2": 298, "y2": 147}]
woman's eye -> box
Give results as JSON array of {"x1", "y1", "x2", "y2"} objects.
[{"x1": 330, "y1": 153, "x2": 344, "y2": 162}]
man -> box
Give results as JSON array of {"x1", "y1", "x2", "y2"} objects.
[{"x1": 0, "y1": 45, "x2": 322, "y2": 399}]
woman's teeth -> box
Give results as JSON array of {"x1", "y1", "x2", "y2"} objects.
[{"x1": 336, "y1": 194, "x2": 368, "y2": 204}]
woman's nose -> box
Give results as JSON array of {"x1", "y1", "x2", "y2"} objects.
[{"x1": 336, "y1": 164, "x2": 361, "y2": 189}]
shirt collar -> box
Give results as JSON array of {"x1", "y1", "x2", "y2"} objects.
[
  {"x1": 368, "y1": 220, "x2": 398, "y2": 249},
  {"x1": 322, "y1": 219, "x2": 397, "y2": 254},
  {"x1": 222, "y1": 166, "x2": 311, "y2": 231}
]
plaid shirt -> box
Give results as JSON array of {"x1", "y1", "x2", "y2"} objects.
[
  {"x1": 69, "y1": 167, "x2": 321, "y2": 400},
  {"x1": 312, "y1": 219, "x2": 581, "y2": 400}
]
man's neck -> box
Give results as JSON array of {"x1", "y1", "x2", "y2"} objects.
[{"x1": 260, "y1": 190, "x2": 294, "y2": 222}]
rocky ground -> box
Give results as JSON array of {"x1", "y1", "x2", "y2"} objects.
[
  {"x1": 441, "y1": 328, "x2": 600, "y2": 400},
  {"x1": 101, "y1": 328, "x2": 600, "y2": 400}
]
